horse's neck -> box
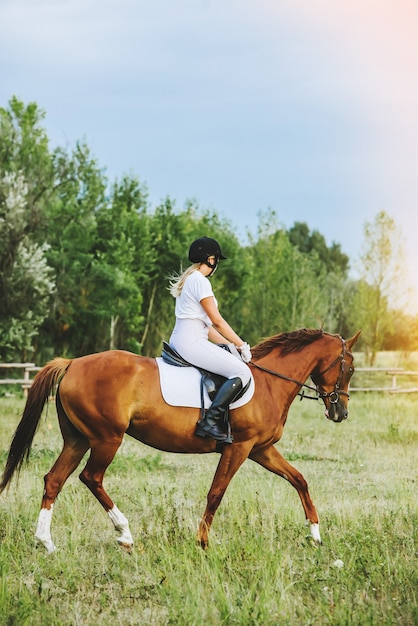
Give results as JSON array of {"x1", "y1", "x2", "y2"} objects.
[{"x1": 260, "y1": 346, "x2": 321, "y2": 382}]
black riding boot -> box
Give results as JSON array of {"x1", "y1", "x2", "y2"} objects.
[{"x1": 195, "y1": 377, "x2": 243, "y2": 442}]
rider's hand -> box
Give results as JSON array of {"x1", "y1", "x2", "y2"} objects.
[{"x1": 238, "y1": 342, "x2": 252, "y2": 363}]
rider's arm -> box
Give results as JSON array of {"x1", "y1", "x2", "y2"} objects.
[
  {"x1": 200, "y1": 296, "x2": 244, "y2": 348},
  {"x1": 207, "y1": 325, "x2": 228, "y2": 344}
]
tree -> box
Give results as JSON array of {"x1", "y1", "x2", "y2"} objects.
[
  {"x1": 93, "y1": 174, "x2": 150, "y2": 352},
  {"x1": 38, "y1": 142, "x2": 108, "y2": 359},
  {"x1": 285, "y1": 220, "x2": 355, "y2": 336},
  {"x1": 349, "y1": 211, "x2": 407, "y2": 364},
  {"x1": 240, "y1": 210, "x2": 329, "y2": 343},
  {"x1": 0, "y1": 98, "x2": 56, "y2": 360},
  {"x1": 288, "y1": 221, "x2": 349, "y2": 275},
  {"x1": 0, "y1": 172, "x2": 55, "y2": 359},
  {"x1": 382, "y1": 310, "x2": 418, "y2": 353}
]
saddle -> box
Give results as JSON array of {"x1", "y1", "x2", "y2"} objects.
[{"x1": 161, "y1": 341, "x2": 249, "y2": 428}]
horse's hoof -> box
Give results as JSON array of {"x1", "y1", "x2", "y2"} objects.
[
  {"x1": 196, "y1": 536, "x2": 209, "y2": 551},
  {"x1": 305, "y1": 534, "x2": 320, "y2": 548},
  {"x1": 35, "y1": 535, "x2": 57, "y2": 554},
  {"x1": 118, "y1": 541, "x2": 133, "y2": 554}
]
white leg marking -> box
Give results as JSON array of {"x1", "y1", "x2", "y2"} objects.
[
  {"x1": 35, "y1": 506, "x2": 56, "y2": 554},
  {"x1": 310, "y1": 522, "x2": 322, "y2": 545},
  {"x1": 108, "y1": 505, "x2": 133, "y2": 547}
]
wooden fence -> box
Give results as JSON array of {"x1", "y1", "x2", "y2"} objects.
[
  {"x1": 351, "y1": 368, "x2": 418, "y2": 393},
  {"x1": 0, "y1": 363, "x2": 42, "y2": 397},
  {"x1": 1, "y1": 364, "x2": 418, "y2": 396}
]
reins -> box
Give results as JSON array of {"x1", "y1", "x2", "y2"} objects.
[
  {"x1": 249, "y1": 335, "x2": 350, "y2": 403},
  {"x1": 249, "y1": 361, "x2": 320, "y2": 401},
  {"x1": 249, "y1": 361, "x2": 318, "y2": 400}
]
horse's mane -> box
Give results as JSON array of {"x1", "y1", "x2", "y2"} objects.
[{"x1": 251, "y1": 328, "x2": 325, "y2": 359}]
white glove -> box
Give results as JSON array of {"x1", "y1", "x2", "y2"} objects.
[{"x1": 238, "y1": 342, "x2": 252, "y2": 363}]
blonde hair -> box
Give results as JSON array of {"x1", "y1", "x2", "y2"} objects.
[{"x1": 168, "y1": 263, "x2": 201, "y2": 298}]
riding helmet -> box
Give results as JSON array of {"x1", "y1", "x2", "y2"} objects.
[{"x1": 188, "y1": 237, "x2": 227, "y2": 263}]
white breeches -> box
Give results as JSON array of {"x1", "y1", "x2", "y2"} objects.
[{"x1": 169, "y1": 318, "x2": 251, "y2": 386}]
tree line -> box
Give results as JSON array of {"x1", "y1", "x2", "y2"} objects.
[{"x1": 1, "y1": 97, "x2": 417, "y2": 366}]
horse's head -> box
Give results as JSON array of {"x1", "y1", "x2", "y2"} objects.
[{"x1": 311, "y1": 331, "x2": 361, "y2": 423}]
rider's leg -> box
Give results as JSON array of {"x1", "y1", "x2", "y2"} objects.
[{"x1": 195, "y1": 376, "x2": 243, "y2": 441}]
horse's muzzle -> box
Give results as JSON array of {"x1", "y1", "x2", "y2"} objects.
[{"x1": 324, "y1": 401, "x2": 348, "y2": 423}]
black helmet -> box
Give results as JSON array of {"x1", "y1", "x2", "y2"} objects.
[{"x1": 188, "y1": 237, "x2": 227, "y2": 263}]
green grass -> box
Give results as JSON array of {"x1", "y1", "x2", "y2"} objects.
[{"x1": 0, "y1": 388, "x2": 417, "y2": 625}]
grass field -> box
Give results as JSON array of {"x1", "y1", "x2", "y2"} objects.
[{"x1": 0, "y1": 360, "x2": 417, "y2": 625}]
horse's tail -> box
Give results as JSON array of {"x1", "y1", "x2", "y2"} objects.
[{"x1": 0, "y1": 357, "x2": 72, "y2": 493}]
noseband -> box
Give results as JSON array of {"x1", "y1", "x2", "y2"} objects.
[{"x1": 250, "y1": 335, "x2": 350, "y2": 403}]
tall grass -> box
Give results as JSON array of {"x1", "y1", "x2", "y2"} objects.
[{"x1": 0, "y1": 387, "x2": 416, "y2": 625}]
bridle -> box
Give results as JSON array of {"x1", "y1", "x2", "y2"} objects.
[
  {"x1": 312, "y1": 337, "x2": 350, "y2": 403},
  {"x1": 249, "y1": 335, "x2": 350, "y2": 404}
]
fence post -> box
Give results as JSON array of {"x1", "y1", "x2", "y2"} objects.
[{"x1": 23, "y1": 367, "x2": 30, "y2": 399}]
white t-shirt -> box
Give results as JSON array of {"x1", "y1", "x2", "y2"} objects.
[{"x1": 175, "y1": 270, "x2": 217, "y2": 325}]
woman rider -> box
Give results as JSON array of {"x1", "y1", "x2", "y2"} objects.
[{"x1": 168, "y1": 237, "x2": 252, "y2": 443}]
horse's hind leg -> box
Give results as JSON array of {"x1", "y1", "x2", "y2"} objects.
[
  {"x1": 78, "y1": 441, "x2": 134, "y2": 551},
  {"x1": 35, "y1": 390, "x2": 90, "y2": 553},
  {"x1": 36, "y1": 438, "x2": 89, "y2": 553},
  {"x1": 250, "y1": 445, "x2": 322, "y2": 545}
]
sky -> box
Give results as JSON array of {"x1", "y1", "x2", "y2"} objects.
[{"x1": 1, "y1": 0, "x2": 418, "y2": 310}]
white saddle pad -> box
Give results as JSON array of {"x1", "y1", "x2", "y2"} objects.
[{"x1": 156, "y1": 357, "x2": 255, "y2": 409}]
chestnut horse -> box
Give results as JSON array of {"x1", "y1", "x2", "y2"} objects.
[{"x1": 0, "y1": 328, "x2": 360, "y2": 553}]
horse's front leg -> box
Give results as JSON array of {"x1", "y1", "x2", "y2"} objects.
[
  {"x1": 198, "y1": 441, "x2": 254, "y2": 550},
  {"x1": 250, "y1": 445, "x2": 321, "y2": 545}
]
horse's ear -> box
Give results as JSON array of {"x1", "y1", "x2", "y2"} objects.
[{"x1": 346, "y1": 330, "x2": 361, "y2": 350}]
